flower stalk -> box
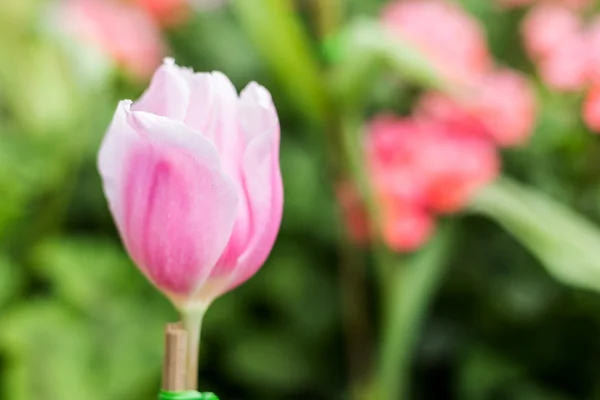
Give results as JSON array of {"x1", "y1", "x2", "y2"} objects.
[{"x1": 181, "y1": 307, "x2": 207, "y2": 391}]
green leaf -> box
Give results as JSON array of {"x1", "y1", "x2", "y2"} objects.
[
  {"x1": 0, "y1": 237, "x2": 176, "y2": 400},
  {"x1": 231, "y1": 0, "x2": 328, "y2": 126},
  {"x1": 469, "y1": 177, "x2": 600, "y2": 293}
]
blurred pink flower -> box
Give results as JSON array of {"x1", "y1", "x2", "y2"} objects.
[
  {"x1": 98, "y1": 59, "x2": 283, "y2": 308},
  {"x1": 537, "y1": 34, "x2": 589, "y2": 91},
  {"x1": 362, "y1": 115, "x2": 499, "y2": 251},
  {"x1": 365, "y1": 117, "x2": 432, "y2": 251},
  {"x1": 522, "y1": 5, "x2": 581, "y2": 59},
  {"x1": 583, "y1": 85, "x2": 600, "y2": 132},
  {"x1": 468, "y1": 70, "x2": 537, "y2": 146},
  {"x1": 60, "y1": 0, "x2": 166, "y2": 80},
  {"x1": 380, "y1": 199, "x2": 434, "y2": 252},
  {"x1": 522, "y1": 4, "x2": 591, "y2": 91},
  {"x1": 416, "y1": 128, "x2": 499, "y2": 213},
  {"x1": 417, "y1": 70, "x2": 537, "y2": 147},
  {"x1": 381, "y1": 0, "x2": 491, "y2": 85}
]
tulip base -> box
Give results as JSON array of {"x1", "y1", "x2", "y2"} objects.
[{"x1": 158, "y1": 390, "x2": 219, "y2": 400}]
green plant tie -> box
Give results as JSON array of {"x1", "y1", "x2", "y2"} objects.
[{"x1": 158, "y1": 390, "x2": 219, "y2": 400}]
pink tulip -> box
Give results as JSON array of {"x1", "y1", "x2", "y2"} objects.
[
  {"x1": 99, "y1": 59, "x2": 282, "y2": 389},
  {"x1": 381, "y1": 0, "x2": 491, "y2": 85},
  {"x1": 98, "y1": 59, "x2": 283, "y2": 309},
  {"x1": 59, "y1": 0, "x2": 166, "y2": 80}
]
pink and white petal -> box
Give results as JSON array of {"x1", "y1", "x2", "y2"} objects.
[
  {"x1": 238, "y1": 82, "x2": 279, "y2": 145},
  {"x1": 131, "y1": 58, "x2": 190, "y2": 121},
  {"x1": 199, "y1": 83, "x2": 281, "y2": 296},
  {"x1": 221, "y1": 126, "x2": 283, "y2": 295},
  {"x1": 120, "y1": 139, "x2": 238, "y2": 298},
  {"x1": 104, "y1": 108, "x2": 238, "y2": 298},
  {"x1": 201, "y1": 72, "x2": 244, "y2": 170},
  {"x1": 98, "y1": 100, "x2": 141, "y2": 228},
  {"x1": 184, "y1": 72, "x2": 215, "y2": 134}
]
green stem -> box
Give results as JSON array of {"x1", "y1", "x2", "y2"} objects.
[
  {"x1": 336, "y1": 229, "x2": 373, "y2": 399},
  {"x1": 181, "y1": 307, "x2": 207, "y2": 390},
  {"x1": 377, "y1": 223, "x2": 456, "y2": 400}
]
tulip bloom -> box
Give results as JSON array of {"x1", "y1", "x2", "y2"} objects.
[{"x1": 98, "y1": 59, "x2": 283, "y2": 388}]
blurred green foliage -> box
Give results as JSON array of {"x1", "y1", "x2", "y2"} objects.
[{"x1": 3, "y1": 1, "x2": 600, "y2": 399}]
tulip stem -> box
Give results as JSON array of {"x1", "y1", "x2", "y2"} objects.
[
  {"x1": 181, "y1": 307, "x2": 207, "y2": 390},
  {"x1": 377, "y1": 223, "x2": 456, "y2": 400}
]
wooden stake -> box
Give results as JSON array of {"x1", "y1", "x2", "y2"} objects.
[{"x1": 162, "y1": 322, "x2": 188, "y2": 391}]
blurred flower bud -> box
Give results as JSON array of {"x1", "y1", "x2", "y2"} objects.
[
  {"x1": 98, "y1": 59, "x2": 283, "y2": 309},
  {"x1": 381, "y1": 0, "x2": 491, "y2": 85}
]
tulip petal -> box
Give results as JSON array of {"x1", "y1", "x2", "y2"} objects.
[
  {"x1": 201, "y1": 82, "x2": 282, "y2": 299},
  {"x1": 98, "y1": 102, "x2": 238, "y2": 299},
  {"x1": 184, "y1": 72, "x2": 215, "y2": 134},
  {"x1": 201, "y1": 72, "x2": 244, "y2": 168},
  {"x1": 227, "y1": 127, "x2": 283, "y2": 291},
  {"x1": 131, "y1": 58, "x2": 190, "y2": 121}
]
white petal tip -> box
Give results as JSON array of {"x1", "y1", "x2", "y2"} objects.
[
  {"x1": 255, "y1": 85, "x2": 272, "y2": 109},
  {"x1": 163, "y1": 57, "x2": 176, "y2": 66}
]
